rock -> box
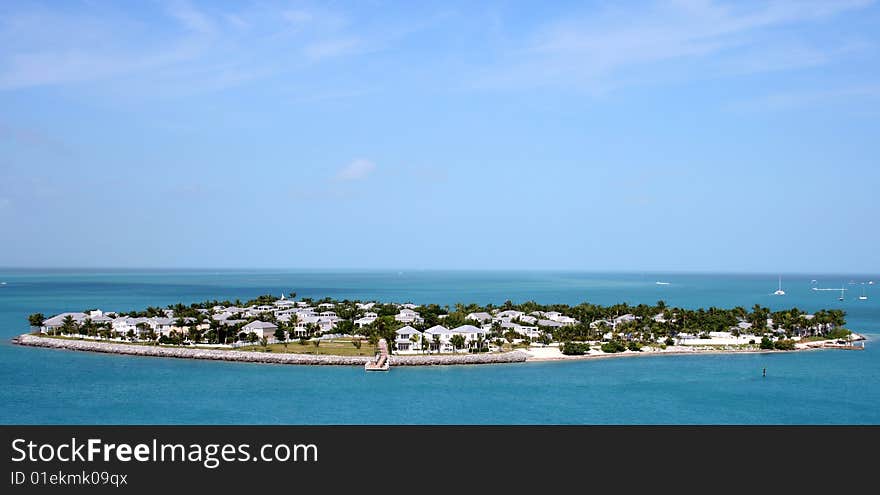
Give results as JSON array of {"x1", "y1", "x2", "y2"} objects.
[{"x1": 13, "y1": 335, "x2": 528, "y2": 367}]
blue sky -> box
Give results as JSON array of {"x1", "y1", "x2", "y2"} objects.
[{"x1": 1, "y1": 0, "x2": 879, "y2": 272}]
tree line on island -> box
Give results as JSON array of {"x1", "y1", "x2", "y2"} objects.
[{"x1": 27, "y1": 294, "x2": 850, "y2": 355}]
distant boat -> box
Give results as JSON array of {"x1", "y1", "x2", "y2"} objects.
[
  {"x1": 870, "y1": 281, "x2": 875, "y2": 285},
  {"x1": 773, "y1": 276, "x2": 785, "y2": 296},
  {"x1": 859, "y1": 284, "x2": 868, "y2": 301},
  {"x1": 655, "y1": 281, "x2": 670, "y2": 285},
  {"x1": 839, "y1": 287, "x2": 845, "y2": 301}
]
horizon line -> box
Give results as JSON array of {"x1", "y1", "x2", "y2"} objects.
[{"x1": 0, "y1": 266, "x2": 878, "y2": 277}]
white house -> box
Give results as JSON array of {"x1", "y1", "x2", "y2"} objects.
[
  {"x1": 537, "y1": 319, "x2": 564, "y2": 329},
  {"x1": 450, "y1": 324, "x2": 488, "y2": 348},
  {"x1": 354, "y1": 316, "x2": 376, "y2": 328},
  {"x1": 466, "y1": 312, "x2": 493, "y2": 324},
  {"x1": 613, "y1": 314, "x2": 638, "y2": 328},
  {"x1": 240, "y1": 321, "x2": 279, "y2": 342},
  {"x1": 394, "y1": 325, "x2": 423, "y2": 352},
  {"x1": 495, "y1": 310, "x2": 524, "y2": 320},
  {"x1": 40, "y1": 312, "x2": 87, "y2": 333},
  {"x1": 394, "y1": 308, "x2": 422, "y2": 324},
  {"x1": 422, "y1": 325, "x2": 453, "y2": 352},
  {"x1": 111, "y1": 316, "x2": 148, "y2": 336}
]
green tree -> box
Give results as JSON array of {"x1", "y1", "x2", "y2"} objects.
[
  {"x1": 27, "y1": 313, "x2": 45, "y2": 332},
  {"x1": 432, "y1": 334, "x2": 441, "y2": 354},
  {"x1": 135, "y1": 322, "x2": 150, "y2": 340},
  {"x1": 60, "y1": 315, "x2": 77, "y2": 336},
  {"x1": 274, "y1": 326, "x2": 287, "y2": 350},
  {"x1": 450, "y1": 334, "x2": 466, "y2": 352},
  {"x1": 187, "y1": 326, "x2": 203, "y2": 343}
]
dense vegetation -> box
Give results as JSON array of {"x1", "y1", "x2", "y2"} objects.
[{"x1": 28, "y1": 295, "x2": 849, "y2": 353}]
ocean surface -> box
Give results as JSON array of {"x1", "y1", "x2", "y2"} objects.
[{"x1": 1, "y1": 269, "x2": 878, "y2": 424}]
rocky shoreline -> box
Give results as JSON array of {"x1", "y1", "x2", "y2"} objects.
[{"x1": 12, "y1": 334, "x2": 529, "y2": 366}]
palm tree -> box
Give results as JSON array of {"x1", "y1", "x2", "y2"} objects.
[
  {"x1": 60, "y1": 315, "x2": 77, "y2": 336},
  {"x1": 432, "y1": 334, "x2": 441, "y2": 354},
  {"x1": 135, "y1": 322, "x2": 150, "y2": 341},
  {"x1": 450, "y1": 334, "x2": 465, "y2": 353},
  {"x1": 312, "y1": 339, "x2": 320, "y2": 355},
  {"x1": 27, "y1": 313, "x2": 45, "y2": 333},
  {"x1": 274, "y1": 324, "x2": 287, "y2": 350}
]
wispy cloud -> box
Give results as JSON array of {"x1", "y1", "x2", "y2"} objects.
[
  {"x1": 303, "y1": 37, "x2": 365, "y2": 60},
  {"x1": 0, "y1": 2, "x2": 380, "y2": 95},
  {"x1": 334, "y1": 159, "x2": 376, "y2": 181},
  {"x1": 0, "y1": 122, "x2": 73, "y2": 155},
  {"x1": 472, "y1": 0, "x2": 875, "y2": 91},
  {"x1": 729, "y1": 84, "x2": 880, "y2": 112},
  {"x1": 166, "y1": 0, "x2": 216, "y2": 35}
]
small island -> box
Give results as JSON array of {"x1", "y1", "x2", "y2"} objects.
[{"x1": 15, "y1": 293, "x2": 865, "y2": 367}]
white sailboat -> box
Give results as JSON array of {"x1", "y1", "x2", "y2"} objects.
[
  {"x1": 773, "y1": 276, "x2": 785, "y2": 296},
  {"x1": 859, "y1": 284, "x2": 868, "y2": 300},
  {"x1": 839, "y1": 287, "x2": 845, "y2": 301}
]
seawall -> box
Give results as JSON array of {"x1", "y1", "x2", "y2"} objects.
[{"x1": 12, "y1": 334, "x2": 529, "y2": 366}]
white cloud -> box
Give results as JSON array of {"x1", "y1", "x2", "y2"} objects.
[
  {"x1": 334, "y1": 159, "x2": 376, "y2": 181},
  {"x1": 282, "y1": 10, "x2": 314, "y2": 24},
  {"x1": 472, "y1": 0, "x2": 875, "y2": 91},
  {"x1": 0, "y1": 2, "x2": 373, "y2": 94},
  {"x1": 303, "y1": 37, "x2": 364, "y2": 60},
  {"x1": 166, "y1": 0, "x2": 216, "y2": 35},
  {"x1": 729, "y1": 84, "x2": 880, "y2": 112}
]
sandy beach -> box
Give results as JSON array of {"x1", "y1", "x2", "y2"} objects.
[{"x1": 520, "y1": 333, "x2": 867, "y2": 362}]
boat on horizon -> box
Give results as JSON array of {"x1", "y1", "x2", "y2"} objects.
[
  {"x1": 859, "y1": 284, "x2": 868, "y2": 301},
  {"x1": 655, "y1": 281, "x2": 670, "y2": 285},
  {"x1": 773, "y1": 276, "x2": 785, "y2": 296}
]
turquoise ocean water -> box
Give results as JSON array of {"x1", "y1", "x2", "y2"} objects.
[{"x1": 1, "y1": 269, "x2": 878, "y2": 424}]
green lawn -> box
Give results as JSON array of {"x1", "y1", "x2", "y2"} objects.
[{"x1": 238, "y1": 339, "x2": 378, "y2": 356}]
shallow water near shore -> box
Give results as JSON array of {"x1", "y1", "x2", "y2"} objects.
[{"x1": 1, "y1": 269, "x2": 878, "y2": 424}]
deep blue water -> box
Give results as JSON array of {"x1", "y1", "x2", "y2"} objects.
[{"x1": 1, "y1": 269, "x2": 878, "y2": 424}]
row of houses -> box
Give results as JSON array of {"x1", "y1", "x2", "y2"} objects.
[
  {"x1": 40, "y1": 310, "x2": 209, "y2": 338},
  {"x1": 393, "y1": 324, "x2": 488, "y2": 353}
]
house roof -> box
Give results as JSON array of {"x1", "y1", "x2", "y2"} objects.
[
  {"x1": 451, "y1": 324, "x2": 483, "y2": 334},
  {"x1": 466, "y1": 312, "x2": 492, "y2": 321},
  {"x1": 395, "y1": 325, "x2": 421, "y2": 335},
  {"x1": 242, "y1": 320, "x2": 277, "y2": 330},
  {"x1": 424, "y1": 325, "x2": 451, "y2": 334},
  {"x1": 537, "y1": 319, "x2": 564, "y2": 327},
  {"x1": 43, "y1": 312, "x2": 87, "y2": 326}
]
